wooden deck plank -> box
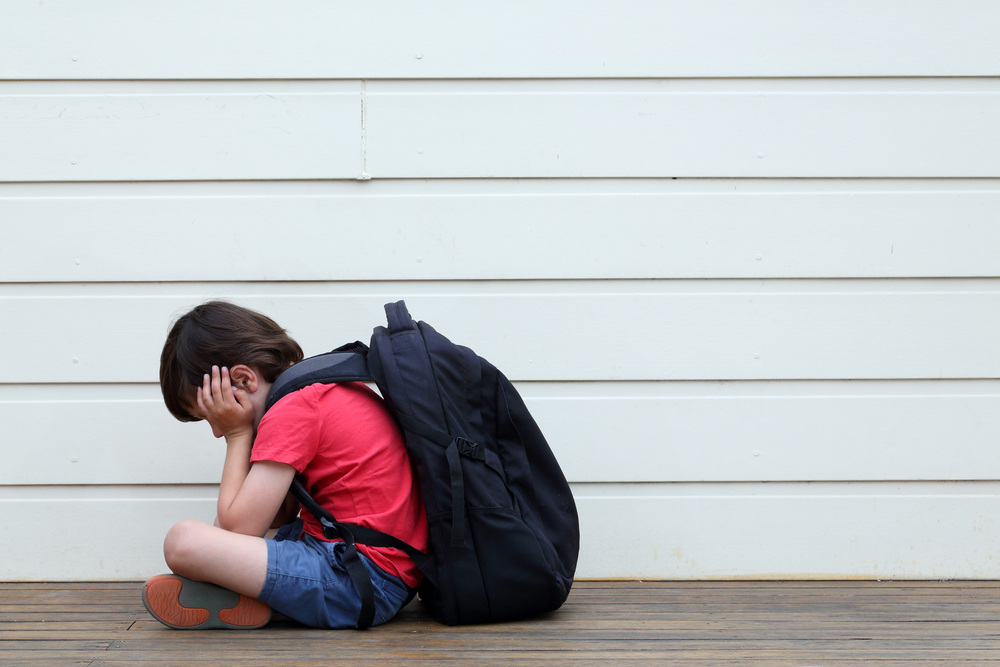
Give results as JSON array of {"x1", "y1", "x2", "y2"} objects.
[
  {"x1": 95, "y1": 641, "x2": 1000, "y2": 655},
  {"x1": 80, "y1": 663, "x2": 1000, "y2": 667},
  {"x1": 1, "y1": 581, "x2": 999, "y2": 666}
]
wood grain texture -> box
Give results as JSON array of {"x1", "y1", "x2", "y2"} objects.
[
  {"x1": 3, "y1": 1, "x2": 998, "y2": 79},
  {"x1": 3, "y1": 180, "x2": 999, "y2": 281},
  {"x1": 3, "y1": 581, "x2": 1000, "y2": 666}
]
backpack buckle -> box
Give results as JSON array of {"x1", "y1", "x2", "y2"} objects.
[
  {"x1": 320, "y1": 517, "x2": 340, "y2": 541},
  {"x1": 455, "y1": 438, "x2": 486, "y2": 461}
]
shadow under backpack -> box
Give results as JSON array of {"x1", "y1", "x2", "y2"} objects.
[{"x1": 262, "y1": 301, "x2": 580, "y2": 629}]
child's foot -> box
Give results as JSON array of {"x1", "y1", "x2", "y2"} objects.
[{"x1": 142, "y1": 574, "x2": 271, "y2": 630}]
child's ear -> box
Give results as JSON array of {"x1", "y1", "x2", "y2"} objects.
[{"x1": 229, "y1": 365, "x2": 259, "y2": 393}]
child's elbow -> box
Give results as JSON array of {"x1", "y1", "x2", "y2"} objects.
[
  {"x1": 215, "y1": 513, "x2": 243, "y2": 534},
  {"x1": 216, "y1": 510, "x2": 266, "y2": 537}
]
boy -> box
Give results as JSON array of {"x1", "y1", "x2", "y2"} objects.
[{"x1": 143, "y1": 300, "x2": 428, "y2": 629}]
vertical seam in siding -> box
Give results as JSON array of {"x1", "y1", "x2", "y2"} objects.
[{"x1": 358, "y1": 79, "x2": 370, "y2": 180}]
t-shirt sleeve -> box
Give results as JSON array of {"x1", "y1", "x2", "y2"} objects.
[{"x1": 250, "y1": 391, "x2": 321, "y2": 473}]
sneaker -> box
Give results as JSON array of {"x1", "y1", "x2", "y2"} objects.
[{"x1": 142, "y1": 574, "x2": 272, "y2": 630}]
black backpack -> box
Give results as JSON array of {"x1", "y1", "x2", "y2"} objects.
[{"x1": 263, "y1": 300, "x2": 580, "y2": 628}]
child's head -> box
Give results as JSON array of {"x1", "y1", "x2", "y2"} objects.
[{"x1": 160, "y1": 301, "x2": 304, "y2": 422}]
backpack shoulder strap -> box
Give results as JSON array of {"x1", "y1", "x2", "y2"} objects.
[{"x1": 264, "y1": 344, "x2": 373, "y2": 413}]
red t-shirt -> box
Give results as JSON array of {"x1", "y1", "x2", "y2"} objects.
[{"x1": 250, "y1": 382, "x2": 428, "y2": 588}]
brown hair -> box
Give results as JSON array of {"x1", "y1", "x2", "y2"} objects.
[{"x1": 159, "y1": 301, "x2": 304, "y2": 422}]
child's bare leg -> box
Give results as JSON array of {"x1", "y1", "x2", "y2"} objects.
[{"x1": 163, "y1": 519, "x2": 268, "y2": 598}]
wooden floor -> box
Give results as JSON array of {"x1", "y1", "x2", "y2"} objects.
[{"x1": 3, "y1": 580, "x2": 1000, "y2": 666}]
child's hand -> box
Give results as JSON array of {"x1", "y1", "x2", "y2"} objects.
[{"x1": 197, "y1": 366, "x2": 255, "y2": 443}]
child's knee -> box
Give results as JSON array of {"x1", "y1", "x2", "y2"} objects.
[{"x1": 163, "y1": 519, "x2": 206, "y2": 574}]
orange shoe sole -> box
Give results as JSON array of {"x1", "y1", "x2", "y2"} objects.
[{"x1": 142, "y1": 574, "x2": 271, "y2": 630}]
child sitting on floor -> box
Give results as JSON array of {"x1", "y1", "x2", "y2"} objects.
[{"x1": 143, "y1": 300, "x2": 428, "y2": 629}]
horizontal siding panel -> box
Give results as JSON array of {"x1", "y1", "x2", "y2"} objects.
[
  {"x1": 573, "y1": 482, "x2": 1000, "y2": 579},
  {"x1": 4, "y1": 185, "x2": 1000, "y2": 281},
  {"x1": 0, "y1": 397, "x2": 223, "y2": 486},
  {"x1": 3, "y1": 2, "x2": 999, "y2": 79},
  {"x1": 7, "y1": 80, "x2": 998, "y2": 181},
  {"x1": 366, "y1": 81, "x2": 1000, "y2": 178},
  {"x1": 0, "y1": 84, "x2": 360, "y2": 182},
  {"x1": 0, "y1": 488, "x2": 215, "y2": 581},
  {"x1": 530, "y1": 382, "x2": 1000, "y2": 483},
  {"x1": 2, "y1": 283, "x2": 998, "y2": 383},
  {"x1": 4, "y1": 381, "x2": 999, "y2": 485},
  {"x1": 3, "y1": 482, "x2": 997, "y2": 580}
]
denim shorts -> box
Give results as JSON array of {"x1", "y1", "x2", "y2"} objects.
[{"x1": 257, "y1": 519, "x2": 414, "y2": 629}]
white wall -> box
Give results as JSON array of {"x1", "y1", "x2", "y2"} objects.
[{"x1": 2, "y1": 1, "x2": 1000, "y2": 581}]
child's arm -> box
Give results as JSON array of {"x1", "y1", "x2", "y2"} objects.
[
  {"x1": 215, "y1": 492, "x2": 298, "y2": 531},
  {"x1": 197, "y1": 366, "x2": 296, "y2": 536}
]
